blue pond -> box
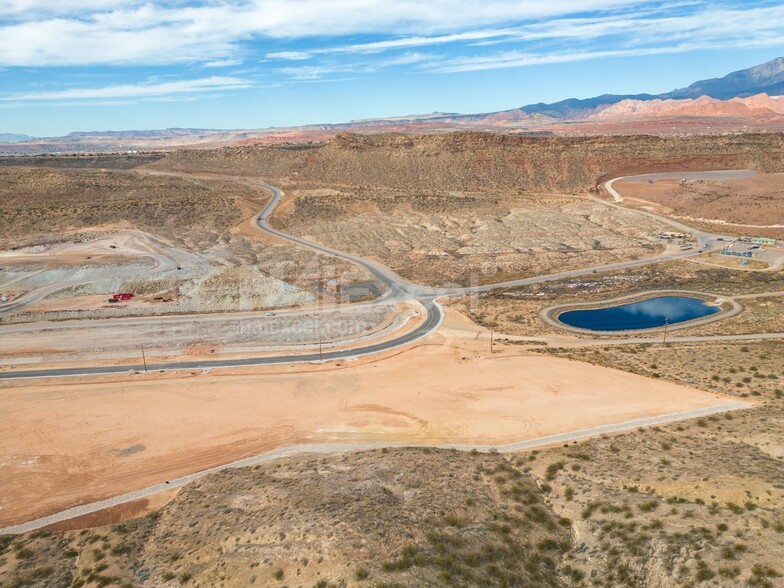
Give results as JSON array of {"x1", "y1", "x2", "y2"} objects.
[{"x1": 558, "y1": 296, "x2": 720, "y2": 332}]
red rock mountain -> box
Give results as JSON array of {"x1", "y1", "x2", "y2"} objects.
[{"x1": 588, "y1": 94, "x2": 784, "y2": 120}]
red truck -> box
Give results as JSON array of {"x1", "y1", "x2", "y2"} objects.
[{"x1": 112, "y1": 292, "x2": 135, "y2": 301}]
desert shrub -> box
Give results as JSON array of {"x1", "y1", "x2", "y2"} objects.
[{"x1": 545, "y1": 462, "x2": 565, "y2": 481}]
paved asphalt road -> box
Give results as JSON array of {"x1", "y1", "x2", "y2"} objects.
[
  {"x1": 0, "y1": 298, "x2": 442, "y2": 380},
  {"x1": 0, "y1": 173, "x2": 768, "y2": 533},
  {"x1": 0, "y1": 173, "x2": 764, "y2": 381},
  {"x1": 252, "y1": 180, "x2": 733, "y2": 299}
]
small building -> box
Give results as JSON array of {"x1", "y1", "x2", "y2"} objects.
[
  {"x1": 324, "y1": 279, "x2": 343, "y2": 294},
  {"x1": 751, "y1": 237, "x2": 777, "y2": 245},
  {"x1": 660, "y1": 232, "x2": 686, "y2": 240}
]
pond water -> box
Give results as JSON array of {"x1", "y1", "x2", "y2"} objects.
[{"x1": 557, "y1": 296, "x2": 720, "y2": 332}]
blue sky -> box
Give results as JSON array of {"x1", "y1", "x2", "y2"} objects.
[{"x1": 1, "y1": 1, "x2": 783, "y2": 136}]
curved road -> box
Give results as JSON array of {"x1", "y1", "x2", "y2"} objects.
[
  {"x1": 0, "y1": 172, "x2": 770, "y2": 534},
  {"x1": 0, "y1": 173, "x2": 768, "y2": 381},
  {"x1": 0, "y1": 298, "x2": 441, "y2": 380}
]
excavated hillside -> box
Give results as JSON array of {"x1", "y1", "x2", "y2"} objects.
[{"x1": 149, "y1": 132, "x2": 784, "y2": 193}]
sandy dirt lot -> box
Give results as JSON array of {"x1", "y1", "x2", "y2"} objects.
[
  {"x1": 0, "y1": 309, "x2": 731, "y2": 527},
  {"x1": 615, "y1": 173, "x2": 784, "y2": 239}
]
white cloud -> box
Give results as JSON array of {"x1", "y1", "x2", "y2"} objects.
[
  {"x1": 428, "y1": 47, "x2": 682, "y2": 73},
  {"x1": 265, "y1": 51, "x2": 313, "y2": 61},
  {"x1": 264, "y1": 29, "x2": 521, "y2": 60},
  {"x1": 299, "y1": 4, "x2": 784, "y2": 58},
  {"x1": 274, "y1": 51, "x2": 434, "y2": 80},
  {"x1": 204, "y1": 59, "x2": 244, "y2": 68},
  {"x1": 275, "y1": 64, "x2": 366, "y2": 81},
  {"x1": 419, "y1": 4, "x2": 784, "y2": 73},
  {"x1": 0, "y1": 1, "x2": 142, "y2": 17},
  {"x1": 2, "y1": 76, "x2": 252, "y2": 101},
  {"x1": 0, "y1": 0, "x2": 646, "y2": 66},
  {"x1": 0, "y1": 0, "x2": 782, "y2": 82}
]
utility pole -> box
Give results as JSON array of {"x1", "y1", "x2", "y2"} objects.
[
  {"x1": 316, "y1": 315, "x2": 323, "y2": 362},
  {"x1": 318, "y1": 332, "x2": 323, "y2": 362},
  {"x1": 663, "y1": 316, "x2": 669, "y2": 345},
  {"x1": 140, "y1": 343, "x2": 148, "y2": 373}
]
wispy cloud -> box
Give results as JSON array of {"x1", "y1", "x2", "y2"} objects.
[
  {"x1": 274, "y1": 51, "x2": 434, "y2": 81},
  {"x1": 204, "y1": 59, "x2": 244, "y2": 68},
  {"x1": 0, "y1": 1, "x2": 649, "y2": 67},
  {"x1": 3, "y1": 0, "x2": 784, "y2": 112},
  {"x1": 265, "y1": 51, "x2": 313, "y2": 61},
  {"x1": 427, "y1": 47, "x2": 682, "y2": 73},
  {"x1": 2, "y1": 76, "x2": 252, "y2": 101},
  {"x1": 264, "y1": 29, "x2": 522, "y2": 61},
  {"x1": 265, "y1": 3, "x2": 784, "y2": 79}
]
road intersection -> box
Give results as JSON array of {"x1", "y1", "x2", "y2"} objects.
[{"x1": 0, "y1": 171, "x2": 773, "y2": 381}]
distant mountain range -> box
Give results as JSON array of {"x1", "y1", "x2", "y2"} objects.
[
  {"x1": 2, "y1": 57, "x2": 783, "y2": 154},
  {"x1": 0, "y1": 133, "x2": 36, "y2": 143},
  {"x1": 521, "y1": 56, "x2": 784, "y2": 119}
]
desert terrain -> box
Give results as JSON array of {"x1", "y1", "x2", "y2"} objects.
[
  {"x1": 0, "y1": 306, "x2": 736, "y2": 528},
  {"x1": 1, "y1": 132, "x2": 783, "y2": 588},
  {"x1": 615, "y1": 174, "x2": 784, "y2": 239},
  {"x1": 1, "y1": 330, "x2": 781, "y2": 587},
  {"x1": 276, "y1": 188, "x2": 669, "y2": 286}
]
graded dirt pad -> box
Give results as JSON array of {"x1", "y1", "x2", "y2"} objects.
[
  {"x1": 0, "y1": 302, "x2": 415, "y2": 366},
  {"x1": 0, "y1": 309, "x2": 731, "y2": 527},
  {"x1": 615, "y1": 173, "x2": 784, "y2": 239}
]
